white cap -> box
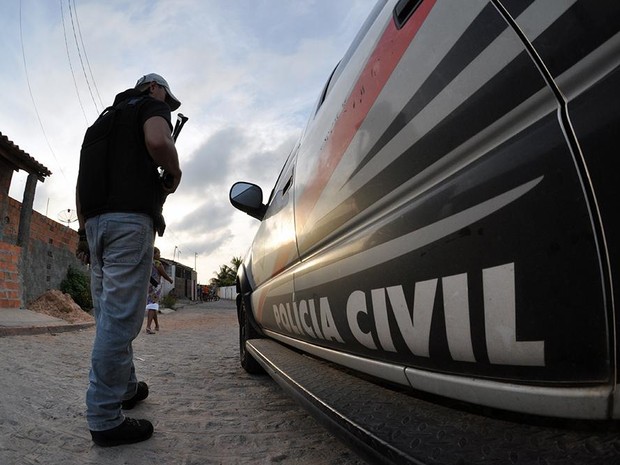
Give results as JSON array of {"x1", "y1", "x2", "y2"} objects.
[{"x1": 135, "y1": 73, "x2": 181, "y2": 111}]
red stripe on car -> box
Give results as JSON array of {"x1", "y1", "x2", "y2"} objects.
[{"x1": 296, "y1": 0, "x2": 437, "y2": 227}]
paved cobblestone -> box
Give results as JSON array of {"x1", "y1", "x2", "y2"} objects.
[{"x1": 0, "y1": 300, "x2": 367, "y2": 465}]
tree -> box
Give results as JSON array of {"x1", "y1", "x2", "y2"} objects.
[
  {"x1": 210, "y1": 256, "x2": 243, "y2": 287},
  {"x1": 230, "y1": 256, "x2": 242, "y2": 272}
]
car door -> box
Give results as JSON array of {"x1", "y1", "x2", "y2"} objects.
[
  {"x1": 247, "y1": 145, "x2": 299, "y2": 325},
  {"x1": 262, "y1": 0, "x2": 611, "y2": 392},
  {"x1": 497, "y1": 0, "x2": 620, "y2": 412}
]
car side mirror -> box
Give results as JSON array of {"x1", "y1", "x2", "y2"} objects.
[{"x1": 229, "y1": 182, "x2": 267, "y2": 220}]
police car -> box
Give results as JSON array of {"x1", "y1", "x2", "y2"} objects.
[{"x1": 230, "y1": 1, "x2": 620, "y2": 463}]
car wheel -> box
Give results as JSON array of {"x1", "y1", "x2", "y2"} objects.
[{"x1": 239, "y1": 297, "x2": 264, "y2": 374}]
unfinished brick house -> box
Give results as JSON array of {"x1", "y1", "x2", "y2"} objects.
[{"x1": 0, "y1": 131, "x2": 82, "y2": 309}]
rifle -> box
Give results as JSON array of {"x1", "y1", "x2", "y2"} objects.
[{"x1": 161, "y1": 113, "x2": 188, "y2": 188}]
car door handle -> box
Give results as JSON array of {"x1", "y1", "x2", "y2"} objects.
[{"x1": 393, "y1": 0, "x2": 423, "y2": 29}]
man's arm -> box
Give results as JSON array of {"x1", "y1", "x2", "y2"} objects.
[
  {"x1": 75, "y1": 188, "x2": 90, "y2": 264},
  {"x1": 144, "y1": 116, "x2": 182, "y2": 193},
  {"x1": 76, "y1": 188, "x2": 85, "y2": 231}
]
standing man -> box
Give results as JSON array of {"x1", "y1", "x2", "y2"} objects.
[{"x1": 76, "y1": 73, "x2": 182, "y2": 446}]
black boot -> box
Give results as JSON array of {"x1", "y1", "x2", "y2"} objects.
[
  {"x1": 121, "y1": 381, "x2": 149, "y2": 410},
  {"x1": 90, "y1": 417, "x2": 154, "y2": 447}
]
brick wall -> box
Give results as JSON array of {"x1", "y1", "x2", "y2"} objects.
[
  {"x1": 0, "y1": 242, "x2": 21, "y2": 308},
  {"x1": 1, "y1": 195, "x2": 83, "y2": 308}
]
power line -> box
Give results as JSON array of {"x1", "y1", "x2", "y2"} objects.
[
  {"x1": 71, "y1": 0, "x2": 104, "y2": 109},
  {"x1": 19, "y1": 0, "x2": 68, "y2": 183},
  {"x1": 60, "y1": 0, "x2": 89, "y2": 125},
  {"x1": 67, "y1": 0, "x2": 100, "y2": 114}
]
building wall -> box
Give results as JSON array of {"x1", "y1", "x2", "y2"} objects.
[
  {"x1": 167, "y1": 262, "x2": 197, "y2": 300},
  {"x1": 218, "y1": 285, "x2": 236, "y2": 300},
  {"x1": 0, "y1": 242, "x2": 21, "y2": 308},
  {"x1": 0, "y1": 194, "x2": 83, "y2": 308}
]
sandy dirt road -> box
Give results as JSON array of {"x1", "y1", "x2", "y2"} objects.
[{"x1": 0, "y1": 300, "x2": 367, "y2": 465}]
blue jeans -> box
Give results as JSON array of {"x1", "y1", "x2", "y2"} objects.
[{"x1": 85, "y1": 212, "x2": 154, "y2": 431}]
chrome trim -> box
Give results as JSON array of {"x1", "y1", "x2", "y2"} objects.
[
  {"x1": 613, "y1": 386, "x2": 620, "y2": 418},
  {"x1": 265, "y1": 330, "x2": 614, "y2": 419},
  {"x1": 264, "y1": 329, "x2": 410, "y2": 386},
  {"x1": 405, "y1": 367, "x2": 612, "y2": 420}
]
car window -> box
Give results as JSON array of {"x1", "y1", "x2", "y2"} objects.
[{"x1": 266, "y1": 142, "x2": 299, "y2": 205}]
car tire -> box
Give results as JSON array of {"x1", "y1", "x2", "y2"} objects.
[{"x1": 239, "y1": 297, "x2": 264, "y2": 374}]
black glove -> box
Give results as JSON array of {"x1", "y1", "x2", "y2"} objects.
[{"x1": 76, "y1": 229, "x2": 90, "y2": 264}]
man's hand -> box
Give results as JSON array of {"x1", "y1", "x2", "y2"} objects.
[
  {"x1": 144, "y1": 117, "x2": 182, "y2": 194},
  {"x1": 76, "y1": 229, "x2": 90, "y2": 265},
  {"x1": 161, "y1": 169, "x2": 182, "y2": 194}
]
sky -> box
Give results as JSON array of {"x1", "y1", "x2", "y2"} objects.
[{"x1": 0, "y1": 0, "x2": 377, "y2": 284}]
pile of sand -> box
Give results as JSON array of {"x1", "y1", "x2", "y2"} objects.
[{"x1": 28, "y1": 290, "x2": 94, "y2": 324}]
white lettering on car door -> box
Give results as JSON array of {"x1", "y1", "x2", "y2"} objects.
[
  {"x1": 272, "y1": 261, "x2": 545, "y2": 366},
  {"x1": 386, "y1": 280, "x2": 437, "y2": 357},
  {"x1": 347, "y1": 290, "x2": 378, "y2": 350},
  {"x1": 484, "y1": 263, "x2": 545, "y2": 366},
  {"x1": 443, "y1": 273, "x2": 476, "y2": 362}
]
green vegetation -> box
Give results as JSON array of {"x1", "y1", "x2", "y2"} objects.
[
  {"x1": 60, "y1": 265, "x2": 93, "y2": 311},
  {"x1": 210, "y1": 256, "x2": 242, "y2": 287},
  {"x1": 161, "y1": 293, "x2": 177, "y2": 309}
]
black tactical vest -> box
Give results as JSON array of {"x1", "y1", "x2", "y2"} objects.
[{"x1": 77, "y1": 93, "x2": 168, "y2": 235}]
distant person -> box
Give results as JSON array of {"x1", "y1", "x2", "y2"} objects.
[
  {"x1": 146, "y1": 247, "x2": 174, "y2": 334},
  {"x1": 76, "y1": 73, "x2": 182, "y2": 447}
]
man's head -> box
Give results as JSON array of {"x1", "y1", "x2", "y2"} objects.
[{"x1": 135, "y1": 73, "x2": 181, "y2": 111}]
